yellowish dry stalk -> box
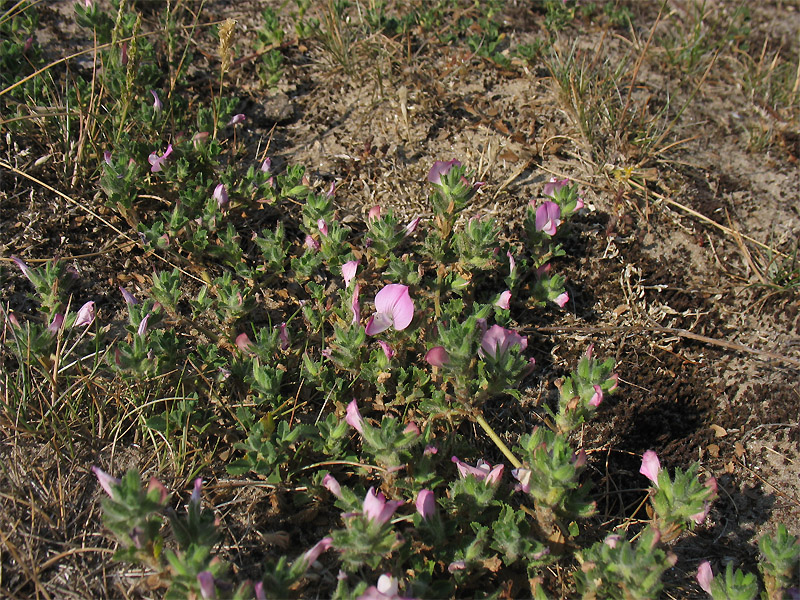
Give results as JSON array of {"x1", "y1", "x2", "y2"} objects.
[{"x1": 218, "y1": 18, "x2": 236, "y2": 75}]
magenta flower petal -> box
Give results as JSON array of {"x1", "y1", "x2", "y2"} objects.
[
  {"x1": 48, "y1": 313, "x2": 64, "y2": 335},
  {"x1": 304, "y1": 235, "x2": 320, "y2": 251},
  {"x1": 363, "y1": 487, "x2": 401, "y2": 525},
  {"x1": 197, "y1": 571, "x2": 216, "y2": 600},
  {"x1": 543, "y1": 177, "x2": 570, "y2": 198},
  {"x1": 452, "y1": 456, "x2": 504, "y2": 485},
  {"x1": 342, "y1": 260, "x2": 359, "y2": 288},
  {"x1": 415, "y1": 489, "x2": 437, "y2": 520},
  {"x1": 535, "y1": 201, "x2": 561, "y2": 236},
  {"x1": 276, "y1": 323, "x2": 290, "y2": 350},
  {"x1": 317, "y1": 219, "x2": 328, "y2": 236},
  {"x1": 148, "y1": 143, "x2": 173, "y2": 173},
  {"x1": 589, "y1": 385, "x2": 603, "y2": 407},
  {"x1": 424, "y1": 346, "x2": 449, "y2": 367},
  {"x1": 301, "y1": 537, "x2": 333, "y2": 568},
  {"x1": 427, "y1": 159, "x2": 461, "y2": 185},
  {"x1": 479, "y1": 324, "x2": 527, "y2": 359},
  {"x1": 640, "y1": 450, "x2": 661, "y2": 485},
  {"x1": 696, "y1": 561, "x2": 714, "y2": 594},
  {"x1": 345, "y1": 399, "x2": 364, "y2": 434},
  {"x1": 378, "y1": 340, "x2": 395, "y2": 360}
]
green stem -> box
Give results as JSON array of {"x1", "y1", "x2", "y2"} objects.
[{"x1": 472, "y1": 410, "x2": 521, "y2": 468}]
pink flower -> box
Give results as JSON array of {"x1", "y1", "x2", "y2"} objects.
[
  {"x1": 415, "y1": 489, "x2": 436, "y2": 520},
  {"x1": 604, "y1": 534, "x2": 622, "y2": 549},
  {"x1": 342, "y1": 260, "x2": 359, "y2": 287},
  {"x1": 543, "y1": 177, "x2": 570, "y2": 198},
  {"x1": 150, "y1": 90, "x2": 162, "y2": 113},
  {"x1": 351, "y1": 284, "x2": 361, "y2": 325},
  {"x1": 322, "y1": 474, "x2": 343, "y2": 499},
  {"x1": 300, "y1": 537, "x2": 333, "y2": 569},
  {"x1": 358, "y1": 574, "x2": 414, "y2": 600},
  {"x1": 227, "y1": 113, "x2": 246, "y2": 126},
  {"x1": 424, "y1": 346, "x2": 449, "y2": 367},
  {"x1": 345, "y1": 399, "x2": 365, "y2": 434},
  {"x1": 103, "y1": 151, "x2": 113, "y2": 166},
  {"x1": 74, "y1": 301, "x2": 95, "y2": 328},
  {"x1": 197, "y1": 571, "x2": 216, "y2": 599},
  {"x1": 92, "y1": 466, "x2": 120, "y2": 497},
  {"x1": 589, "y1": 385, "x2": 603, "y2": 407},
  {"x1": 554, "y1": 291, "x2": 570, "y2": 308},
  {"x1": 119, "y1": 286, "x2": 138, "y2": 305},
  {"x1": 213, "y1": 183, "x2": 228, "y2": 208},
  {"x1": 448, "y1": 561, "x2": 466, "y2": 573},
  {"x1": 235, "y1": 332, "x2": 253, "y2": 353},
  {"x1": 363, "y1": 488, "x2": 402, "y2": 525},
  {"x1": 261, "y1": 157, "x2": 272, "y2": 173},
  {"x1": 304, "y1": 235, "x2": 320, "y2": 251},
  {"x1": 427, "y1": 160, "x2": 461, "y2": 185},
  {"x1": 317, "y1": 219, "x2": 328, "y2": 236},
  {"x1": 368, "y1": 205, "x2": 381, "y2": 222},
  {"x1": 479, "y1": 324, "x2": 527, "y2": 359},
  {"x1": 495, "y1": 290, "x2": 511, "y2": 310},
  {"x1": 148, "y1": 143, "x2": 173, "y2": 173},
  {"x1": 193, "y1": 131, "x2": 210, "y2": 147},
  {"x1": 404, "y1": 217, "x2": 421, "y2": 236},
  {"x1": 137, "y1": 313, "x2": 150, "y2": 337},
  {"x1": 365, "y1": 284, "x2": 414, "y2": 335},
  {"x1": 47, "y1": 313, "x2": 64, "y2": 335},
  {"x1": 696, "y1": 561, "x2": 714, "y2": 594},
  {"x1": 640, "y1": 450, "x2": 661, "y2": 485},
  {"x1": 511, "y1": 467, "x2": 531, "y2": 493},
  {"x1": 424, "y1": 445, "x2": 438, "y2": 456},
  {"x1": 404, "y1": 421, "x2": 420, "y2": 436},
  {"x1": 535, "y1": 201, "x2": 561, "y2": 236},
  {"x1": 507, "y1": 251, "x2": 516, "y2": 276},
  {"x1": 452, "y1": 456, "x2": 504, "y2": 486},
  {"x1": 276, "y1": 323, "x2": 290, "y2": 350},
  {"x1": 378, "y1": 340, "x2": 395, "y2": 360},
  {"x1": 11, "y1": 256, "x2": 34, "y2": 283}
]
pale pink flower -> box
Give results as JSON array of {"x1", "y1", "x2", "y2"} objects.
[
  {"x1": 495, "y1": 290, "x2": 511, "y2": 310},
  {"x1": 427, "y1": 160, "x2": 461, "y2": 185},
  {"x1": 640, "y1": 450, "x2": 661, "y2": 485},
  {"x1": 119, "y1": 286, "x2": 138, "y2": 305},
  {"x1": 543, "y1": 177, "x2": 570, "y2": 198},
  {"x1": 448, "y1": 561, "x2": 466, "y2": 573},
  {"x1": 507, "y1": 251, "x2": 516, "y2": 277},
  {"x1": 404, "y1": 217, "x2": 421, "y2": 236},
  {"x1": 479, "y1": 324, "x2": 527, "y2": 359},
  {"x1": 213, "y1": 183, "x2": 228, "y2": 208},
  {"x1": 358, "y1": 574, "x2": 415, "y2": 600},
  {"x1": 351, "y1": 284, "x2": 361, "y2": 325},
  {"x1": 589, "y1": 385, "x2": 603, "y2": 407},
  {"x1": 235, "y1": 332, "x2": 253, "y2": 353},
  {"x1": 150, "y1": 90, "x2": 162, "y2": 113},
  {"x1": 276, "y1": 323, "x2": 289, "y2": 350},
  {"x1": 365, "y1": 284, "x2": 414, "y2": 335},
  {"x1": 535, "y1": 201, "x2": 561, "y2": 236},
  {"x1": 227, "y1": 113, "x2": 246, "y2": 126},
  {"x1": 368, "y1": 205, "x2": 381, "y2": 222},
  {"x1": 452, "y1": 456, "x2": 504, "y2": 486},
  {"x1": 91, "y1": 466, "x2": 120, "y2": 497},
  {"x1": 47, "y1": 313, "x2": 64, "y2": 335},
  {"x1": 137, "y1": 313, "x2": 150, "y2": 337},
  {"x1": 342, "y1": 260, "x2": 359, "y2": 287},
  {"x1": 415, "y1": 489, "x2": 436, "y2": 520},
  {"x1": 322, "y1": 474, "x2": 343, "y2": 499},
  {"x1": 193, "y1": 131, "x2": 210, "y2": 148},
  {"x1": 304, "y1": 235, "x2": 320, "y2": 251},
  {"x1": 261, "y1": 157, "x2": 272, "y2": 173},
  {"x1": 317, "y1": 219, "x2": 328, "y2": 236},
  {"x1": 378, "y1": 340, "x2": 395, "y2": 360},
  {"x1": 696, "y1": 561, "x2": 714, "y2": 594},
  {"x1": 404, "y1": 421, "x2": 420, "y2": 436},
  {"x1": 554, "y1": 291, "x2": 570, "y2": 308},
  {"x1": 11, "y1": 256, "x2": 34, "y2": 283},
  {"x1": 148, "y1": 143, "x2": 173, "y2": 173},
  {"x1": 300, "y1": 537, "x2": 333, "y2": 568},
  {"x1": 74, "y1": 301, "x2": 95, "y2": 328},
  {"x1": 604, "y1": 534, "x2": 622, "y2": 549},
  {"x1": 424, "y1": 346, "x2": 449, "y2": 367},
  {"x1": 363, "y1": 488, "x2": 402, "y2": 525},
  {"x1": 345, "y1": 399, "x2": 364, "y2": 434},
  {"x1": 511, "y1": 467, "x2": 532, "y2": 493}
]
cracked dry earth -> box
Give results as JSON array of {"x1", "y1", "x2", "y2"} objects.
[{"x1": 0, "y1": 0, "x2": 798, "y2": 597}]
